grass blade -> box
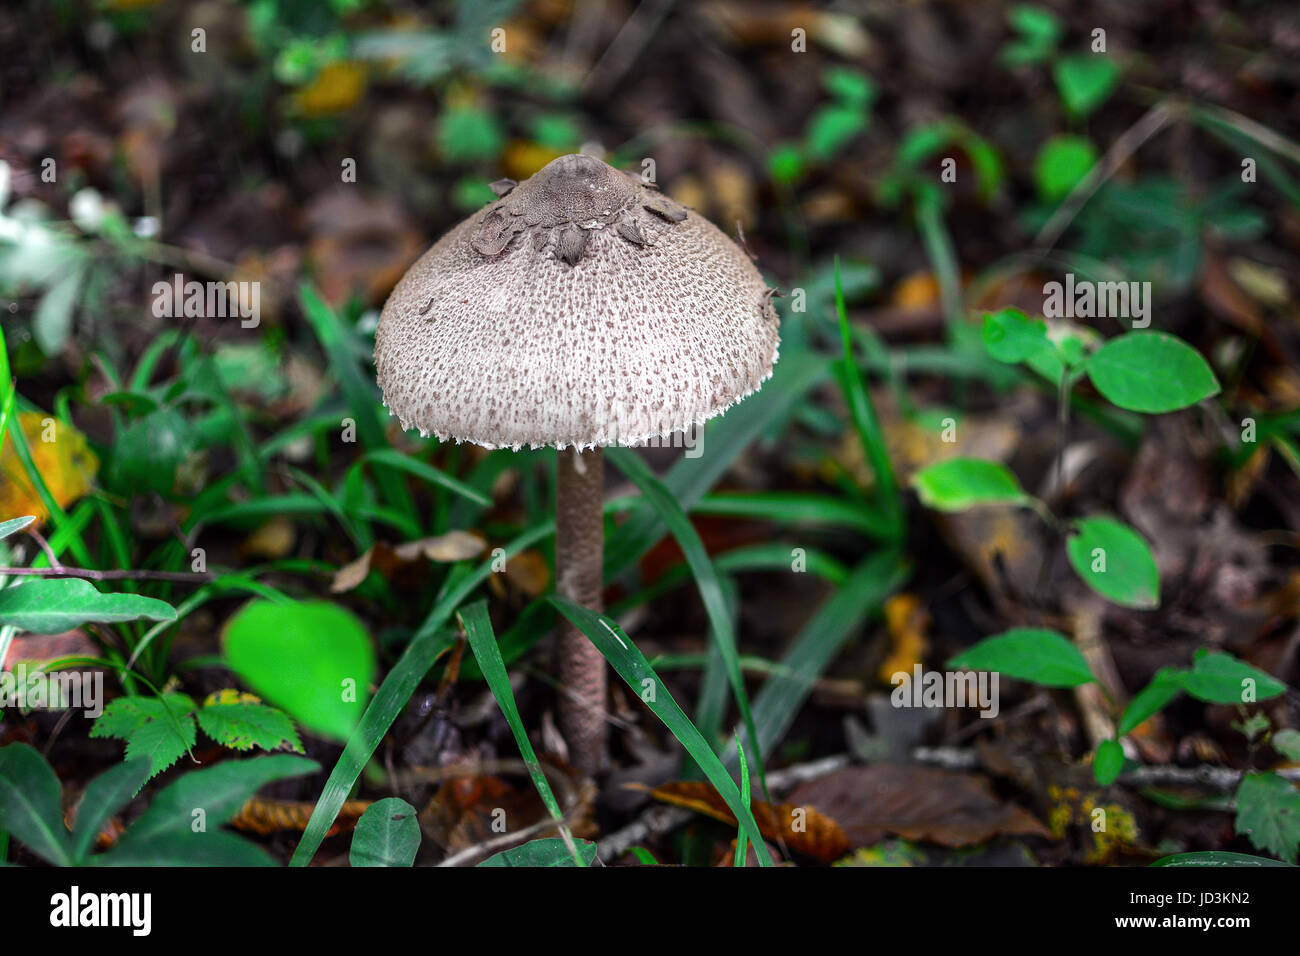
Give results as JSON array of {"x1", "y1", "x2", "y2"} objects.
[
  {"x1": 549, "y1": 595, "x2": 773, "y2": 866},
  {"x1": 458, "y1": 600, "x2": 582, "y2": 865}
]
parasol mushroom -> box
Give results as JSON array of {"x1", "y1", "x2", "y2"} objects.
[{"x1": 374, "y1": 153, "x2": 780, "y2": 774}]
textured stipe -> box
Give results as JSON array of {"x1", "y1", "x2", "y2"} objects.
[{"x1": 375, "y1": 153, "x2": 781, "y2": 451}]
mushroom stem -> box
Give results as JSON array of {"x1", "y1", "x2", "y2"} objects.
[{"x1": 555, "y1": 445, "x2": 608, "y2": 775}]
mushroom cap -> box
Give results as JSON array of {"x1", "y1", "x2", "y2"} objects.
[{"x1": 374, "y1": 153, "x2": 780, "y2": 451}]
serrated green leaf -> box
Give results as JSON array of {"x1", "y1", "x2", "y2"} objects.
[
  {"x1": 479, "y1": 837, "x2": 598, "y2": 867},
  {"x1": 350, "y1": 797, "x2": 420, "y2": 867},
  {"x1": 0, "y1": 578, "x2": 177, "y2": 634},
  {"x1": 91, "y1": 694, "x2": 197, "y2": 779},
  {"x1": 1085, "y1": 332, "x2": 1220, "y2": 413},
  {"x1": 948, "y1": 628, "x2": 1095, "y2": 687},
  {"x1": 1234, "y1": 772, "x2": 1300, "y2": 864},
  {"x1": 911, "y1": 458, "x2": 1032, "y2": 512},
  {"x1": 197, "y1": 691, "x2": 303, "y2": 753},
  {"x1": 1066, "y1": 515, "x2": 1160, "y2": 609}
]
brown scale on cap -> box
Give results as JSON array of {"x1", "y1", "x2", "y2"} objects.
[{"x1": 375, "y1": 153, "x2": 781, "y2": 452}]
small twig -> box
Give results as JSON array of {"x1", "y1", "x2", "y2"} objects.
[
  {"x1": 0, "y1": 566, "x2": 215, "y2": 583},
  {"x1": 24, "y1": 527, "x2": 64, "y2": 570}
]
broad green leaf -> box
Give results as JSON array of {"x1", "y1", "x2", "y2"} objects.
[
  {"x1": 1152, "y1": 850, "x2": 1295, "y2": 867},
  {"x1": 550, "y1": 596, "x2": 773, "y2": 866},
  {"x1": 1035, "y1": 135, "x2": 1098, "y2": 202},
  {"x1": 982, "y1": 308, "x2": 1050, "y2": 363},
  {"x1": 912, "y1": 458, "x2": 1031, "y2": 512},
  {"x1": 1066, "y1": 515, "x2": 1160, "y2": 609},
  {"x1": 479, "y1": 837, "x2": 597, "y2": 867},
  {"x1": 1085, "y1": 332, "x2": 1220, "y2": 413},
  {"x1": 90, "y1": 694, "x2": 198, "y2": 779},
  {"x1": 350, "y1": 798, "x2": 420, "y2": 867},
  {"x1": 0, "y1": 578, "x2": 176, "y2": 634},
  {"x1": 1182, "y1": 649, "x2": 1285, "y2": 704},
  {"x1": 1117, "y1": 667, "x2": 1184, "y2": 735},
  {"x1": 1234, "y1": 772, "x2": 1300, "y2": 864},
  {"x1": 0, "y1": 516, "x2": 34, "y2": 540},
  {"x1": 109, "y1": 406, "x2": 195, "y2": 496},
  {"x1": 196, "y1": 689, "x2": 304, "y2": 753},
  {"x1": 32, "y1": 265, "x2": 84, "y2": 356},
  {"x1": 110, "y1": 754, "x2": 318, "y2": 849},
  {"x1": 70, "y1": 758, "x2": 152, "y2": 864},
  {"x1": 0, "y1": 743, "x2": 72, "y2": 865},
  {"x1": 94, "y1": 829, "x2": 277, "y2": 867},
  {"x1": 1093, "y1": 738, "x2": 1125, "y2": 786},
  {"x1": 948, "y1": 628, "x2": 1095, "y2": 687},
  {"x1": 1053, "y1": 54, "x2": 1119, "y2": 118},
  {"x1": 222, "y1": 599, "x2": 375, "y2": 741}
]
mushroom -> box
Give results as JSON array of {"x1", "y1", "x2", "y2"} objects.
[{"x1": 375, "y1": 153, "x2": 780, "y2": 774}]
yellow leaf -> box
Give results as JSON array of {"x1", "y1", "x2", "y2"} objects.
[
  {"x1": 878, "y1": 593, "x2": 930, "y2": 683},
  {"x1": 0, "y1": 411, "x2": 98, "y2": 524},
  {"x1": 202, "y1": 689, "x2": 263, "y2": 708},
  {"x1": 291, "y1": 62, "x2": 367, "y2": 117}
]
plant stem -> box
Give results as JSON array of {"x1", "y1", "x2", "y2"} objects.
[{"x1": 554, "y1": 445, "x2": 608, "y2": 775}]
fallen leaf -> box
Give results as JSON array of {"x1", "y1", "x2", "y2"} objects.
[
  {"x1": 788, "y1": 765, "x2": 1051, "y2": 847},
  {"x1": 239, "y1": 516, "x2": 296, "y2": 560},
  {"x1": 331, "y1": 531, "x2": 485, "y2": 592},
  {"x1": 0, "y1": 412, "x2": 99, "y2": 525},
  {"x1": 647, "y1": 780, "x2": 851, "y2": 862}
]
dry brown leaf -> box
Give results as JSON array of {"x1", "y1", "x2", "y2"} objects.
[
  {"x1": 332, "y1": 531, "x2": 485, "y2": 592},
  {"x1": 239, "y1": 516, "x2": 296, "y2": 560},
  {"x1": 230, "y1": 795, "x2": 371, "y2": 837},
  {"x1": 788, "y1": 765, "x2": 1051, "y2": 848},
  {"x1": 504, "y1": 548, "x2": 551, "y2": 597},
  {"x1": 647, "y1": 781, "x2": 851, "y2": 862},
  {"x1": 392, "y1": 530, "x2": 484, "y2": 563}
]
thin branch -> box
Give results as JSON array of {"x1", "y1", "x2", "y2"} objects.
[{"x1": 0, "y1": 566, "x2": 214, "y2": 583}]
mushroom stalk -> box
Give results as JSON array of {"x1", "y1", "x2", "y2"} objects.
[{"x1": 555, "y1": 445, "x2": 607, "y2": 774}]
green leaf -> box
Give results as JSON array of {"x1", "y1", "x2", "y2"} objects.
[
  {"x1": 222, "y1": 599, "x2": 375, "y2": 741},
  {"x1": 109, "y1": 406, "x2": 196, "y2": 496},
  {"x1": 350, "y1": 798, "x2": 420, "y2": 867},
  {"x1": 0, "y1": 516, "x2": 35, "y2": 540},
  {"x1": 1000, "y1": 4, "x2": 1062, "y2": 66},
  {"x1": 767, "y1": 144, "x2": 804, "y2": 185},
  {"x1": 90, "y1": 694, "x2": 198, "y2": 778},
  {"x1": 806, "y1": 104, "x2": 868, "y2": 161},
  {"x1": 822, "y1": 66, "x2": 876, "y2": 108},
  {"x1": 196, "y1": 690, "x2": 304, "y2": 753},
  {"x1": 479, "y1": 837, "x2": 597, "y2": 867},
  {"x1": 1066, "y1": 515, "x2": 1160, "y2": 609},
  {"x1": 1234, "y1": 772, "x2": 1300, "y2": 864},
  {"x1": 0, "y1": 578, "x2": 177, "y2": 634},
  {"x1": 107, "y1": 753, "x2": 318, "y2": 849},
  {"x1": 1053, "y1": 54, "x2": 1119, "y2": 118},
  {"x1": 70, "y1": 758, "x2": 152, "y2": 864},
  {"x1": 1182, "y1": 649, "x2": 1286, "y2": 704},
  {"x1": 94, "y1": 829, "x2": 277, "y2": 867},
  {"x1": 982, "y1": 308, "x2": 1050, "y2": 363},
  {"x1": 1035, "y1": 135, "x2": 1098, "y2": 202},
  {"x1": 911, "y1": 458, "x2": 1032, "y2": 512},
  {"x1": 1272, "y1": 729, "x2": 1300, "y2": 762},
  {"x1": 32, "y1": 265, "x2": 84, "y2": 356},
  {"x1": 0, "y1": 743, "x2": 73, "y2": 865},
  {"x1": 437, "y1": 105, "x2": 505, "y2": 162},
  {"x1": 1085, "y1": 332, "x2": 1220, "y2": 413},
  {"x1": 948, "y1": 628, "x2": 1095, "y2": 687},
  {"x1": 1152, "y1": 850, "x2": 1295, "y2": 867},
  {"x1": 1117, "y1": 667, "x2": 1184, "y2": 735},
  {"x1": 550, "y1": 596, "x2": 773, "y2": 866},
  {"x1": 1093, "y1": 738, "x2": 1125, "y2": 786}
]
